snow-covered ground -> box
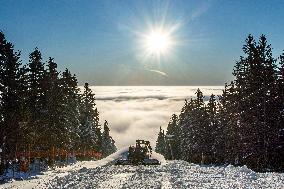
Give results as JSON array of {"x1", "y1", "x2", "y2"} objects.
[{"x1": 1, "y1": 148, "x2": 284, "y2": 189}]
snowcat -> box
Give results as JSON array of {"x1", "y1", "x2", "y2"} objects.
[{"x1": 115, "y1": 140, "x2": 160, "y2": 165}]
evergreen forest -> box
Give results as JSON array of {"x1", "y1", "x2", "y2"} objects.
[
  {"x1": 0, "y1": 31, "x2": 117, "y2": 169},
  {"x1": 156, "y1": 35, "x2": 284, "y2": 172}
]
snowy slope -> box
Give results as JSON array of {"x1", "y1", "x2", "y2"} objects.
[
  {"x1": 1, "y1": 149, "x2": 284, "y2": 189},
  {"x1": 45, "y1": 161, "x2": 284, "y2": 189}
]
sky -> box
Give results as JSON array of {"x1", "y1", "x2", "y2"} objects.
[{"x1": 1, "y1": 0, "x2": 284, "y2": 86}]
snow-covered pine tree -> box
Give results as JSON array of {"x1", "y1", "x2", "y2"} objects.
[
  {"x1": 232, "y1": 35, "x2": 279, "y2": 170},
  {"x1": 102, "y1": 120, "x2": 117, "y2": 157},
  {"x1": 93, "y1": 108, "x2": 102, "y2": 153},
  {"x1": 278, "y1": 52, "x2": 284, "y2": 113},
  {"x1": 17, "y1": 64, "x2": 30, "y2": 147},
  {"x1": 0, "y1": 32, "x2": 7, "y2": 156},
  {"x1": 60, "y1": 69, "x2": 81, "y2": 150},
  {"x1": 177, "y1": 89, "x2": 218, "y2": 164},
  {"x1": 215, "y1": 83, "x2": 236, "y2": 164},
  {"x1": 42, "y1": 57, "x2": 65, "y2": 149},
  {"x1": 0, "y1": 31, "x2": 24, "y2": 158},
  {"x1": 0, "y1": 32, "x2": 4, "y2": 159},
  {"x1": 79, "y1": 83, "x2": 100, "y2": 152},
  {"x1": 27, "y1": 48, "x2": 46, "y2": 149},
  {"x1": 191, "y1": 89, "x2": 207, "y2": 163},
  {"x1": 179, "y1": 99, "x2": 194, "y2": 162},
  {"x1": 155, "y1": 127, "x2": 166, "y2": 156},
  {"x1": 223, "y1": 82, "x2": 241, "y2": 165},
  {"x1": 273, "y1": 51, "x2": 284, "y2": 170},
  {"x1": 165, "y1": 114, "x2": 180, "y2": 160},
  {"x1": 205, "y1": 94, "x2": 218, "y2": 163},
  {"x1": 256, "y1": 35, "x2": 280, "y2": 170}
]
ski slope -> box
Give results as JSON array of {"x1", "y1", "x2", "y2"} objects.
[{"x1": 1, "y1": 148, "x2": 284, "y2": 189}]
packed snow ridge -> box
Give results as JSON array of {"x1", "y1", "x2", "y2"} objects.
[{"x1": 1, "y1": 148, "x2": 284, "y2": 189}]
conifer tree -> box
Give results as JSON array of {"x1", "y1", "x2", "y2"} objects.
[
  {"x1": 94, "y1": 123, "x2": 102, "y2": 153},
  {"x1": 102, "y1": 120, "x2": 116, "y2": 157},
  {"x1": 205, "y1": 94, "x2": 218, "y2": 163},
  {"x1": 277, "y1": 52, "x2": 284, "y2": 130},
  {"x1": 17, "y1": 65, "x2": 30, "y2": 146},
  {"x1": 0, "y1": 31, "x2": 24, "y2": 156},
  {"x1": 93, "y1": 108, "x2": 102, "y2": 152},
  {"x1": 27, "y1": 48, "x2": 46, "y2": 149},
  {"x1": 154, "y1": 35, "x2": 284, "y2": 171},
  {"x1": 60, "y1": 69, "x2": 81, "y2": 150},
  {"x1": 278, "y1": 52, "x2": 284, "y2": 108},
  {"x1": 215, "y1": 85, "x2": 228, "y2": 163},
  {"x1": 179, "y1": 99, "x2": 195, "y2": 162},
  {"x1": 232, "y1": 35, "x2": 279, "y2": 170},
  {"x1": 43, "y1": 57, "x2": 66, "y2": 149},
  {"x1": 0, "y1": 32, "x2": 7, "y2": 154},
  {"x1": 0, "y1": 31, "x2": 117, "y2": 165},
  {"x1": 192, "y1": 89, "x2": 207, "y2": 163},
  {"x1": 165, "y1": 114, "x2": 180, "y2": 159},
  {"x1": 79, "y1": 83, "x2": 100, "y2": 151},
  {"x1": 273, "y1": 51, "x2": 284, "y2": 170},
  {"x1": 155, "y1": 127, "x2": 166, "y2": 156}
]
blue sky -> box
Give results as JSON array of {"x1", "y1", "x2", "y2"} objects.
[{"x1": 1, "y1": 0, "x2": 284, "y2": 85}]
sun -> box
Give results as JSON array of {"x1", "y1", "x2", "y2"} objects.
[
  {"x1": 143, "y1": 28, "x2": 173, "y2": 56},
  {"x1": 136, "y1": 23, "x2": 180, "y2": 61},
  {"x1": 146, "y1": 30, "x2": 171, "y2": 54}
]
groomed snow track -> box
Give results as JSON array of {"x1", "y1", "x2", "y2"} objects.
[
  {"x1": 1, "y1": 148, "x2": 284, "y2": 189},
  {"x1": 45, "y1": 161, "x2": 284, "y2": 189}
]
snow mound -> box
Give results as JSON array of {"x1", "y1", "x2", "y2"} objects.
[
  {"x1": 93, "y1": 147, "x2": 166, "y2": 166},
  {"x1": 151, "y1": 151, "x2": 166, "y2": 165}
]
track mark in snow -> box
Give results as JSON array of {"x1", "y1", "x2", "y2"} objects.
[
  {"x1": 161, "y1": 172, "x2": 172, "y2": 189},
  {"x1": 97, "y1": 172, "x2": 134, "y2": 189},
  {"x1": 5, "y1": 160, "x2": 284, "y2": 189}
]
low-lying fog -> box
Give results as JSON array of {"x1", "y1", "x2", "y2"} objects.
[{"x1": 91, "y1": 86, "x2": 223, "y2": 148}]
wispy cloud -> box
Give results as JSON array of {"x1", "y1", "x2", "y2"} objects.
[
  {"x1": 148, "y1": 69, "x2": 168, "y2": 77},
  {"x1": 190, "y1": 1, "x2": 212, "y2": 20}
]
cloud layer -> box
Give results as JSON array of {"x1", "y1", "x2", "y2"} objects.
[{"x1": 92, "y1": 86, "x2": 223, "y2": 149}]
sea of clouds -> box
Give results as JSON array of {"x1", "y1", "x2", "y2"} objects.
[{"x1": 90, "y1": 86, "x2": 224, "y2": 149}]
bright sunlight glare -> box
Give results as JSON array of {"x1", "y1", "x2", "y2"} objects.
[
  {"x1": 145, "y1": 30, "x2": 171, "y2": 54},
  {"x1": 141, "y1": 27, "x2": 175, "y2": 57},
  {"x1": 135, "y1": 21, "x2": 181, "y2": 62}
]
